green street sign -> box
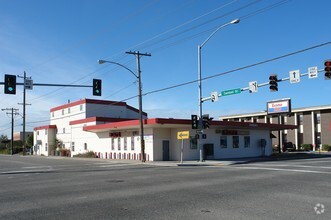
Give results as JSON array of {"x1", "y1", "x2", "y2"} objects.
[{"x1": 221, "y1": 88, "x2": 241, "y2": 96}]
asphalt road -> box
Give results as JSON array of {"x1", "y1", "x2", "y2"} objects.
[{"x1": 0, "y1": 155, "x2": 330, "y2": 220}]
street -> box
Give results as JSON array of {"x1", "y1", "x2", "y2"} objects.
[{"x1": 0, "y1": 155, "x2": 330, "y2": 220}]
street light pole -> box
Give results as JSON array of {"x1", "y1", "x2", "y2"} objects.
[
  {"x1": 98, "y1": 52, "x2": 151, "y2": 163},
  {"x1": 197, "y1": 18, "x2": 240, "y2": 162}
]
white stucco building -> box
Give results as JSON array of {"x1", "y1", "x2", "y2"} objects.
[{"x1": 34, "y1": 98, "x2": 296, "y2": 161}]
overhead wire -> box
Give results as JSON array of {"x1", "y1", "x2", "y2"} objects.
[
  {"x1": 144, "y1": 41, "x2": 331, "y2": 96},
  {"x1": 22, "y1": 41, "x2": 331, "y2": 125}
]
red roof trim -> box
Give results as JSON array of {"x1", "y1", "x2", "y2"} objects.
[
  {"x1": 50, "y1": 99, "x2": 127, "y2": 112},
  {"x1": 50, "y1": 98, "x2": 146, "y2": 116},
  {"x1": 34, "y1": 125, "x2": 57, "y2": 131},
  {"x1": 70, "y1": 117, "x2": 138, "y2": 125},
  {"x1": 83, "y1": 118, "x2": 297, "y2": 132}
]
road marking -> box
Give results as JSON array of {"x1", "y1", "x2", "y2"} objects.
[
  {"x1": 98, "y1": 163, "x2": 138, "y2": 168},
  {"x1": 247, "y1": 164, "x2": 331, "y2": 169},
  {"x1": 231, "y1": 166, "x2": 331, "y2": 174},
  {"x1": 1, "y1": 169, "x2": 52, "y2": 174},
  {"x1": 23, "y1": 166, "x2": 52, "y2": 169}
]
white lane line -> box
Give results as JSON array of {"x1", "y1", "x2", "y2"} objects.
[
  {"x1": 231, "y1": 166, "x2": 331, "y2": 174},
  {"x1": 23, "y1": 166, "x2": 52, "y2": 169},
  {"x1": 1, "y1": 169, "x2": 52, "y2": 174},
  {"x1": 98, "y1": 163, "x2": 138, "y2": 168},
  {"x1": 247, "y1": 164, "x2": 331, "y2": 169}
]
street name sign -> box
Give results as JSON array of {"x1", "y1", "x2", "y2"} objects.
[
  {"x1": 289, "y1": 70, "x2": 300, "y2": 84},
  {"x1": 177, "y1": 131, "x2": 189, "y2": 140},
  {"x1": 308, "y1": 66, "x2": 318, "y2": 79},
  {"x1": 221, "y1": 88, "x2": 241, "y2": 96}
]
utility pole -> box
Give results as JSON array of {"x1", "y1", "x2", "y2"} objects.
[
  {"x1": 126, "y1": 51, "x2": 151, "y2": 162},
  {"x1": 1, "y1": 108, "x2": 19, "y2": 155},
  {"x1": 18, "y1": 71, "x2": 30, "y2": 155}
]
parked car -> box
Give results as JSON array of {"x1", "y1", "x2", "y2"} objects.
[{"x1": 282, "y1": 142, "x2": 296, "y2": 152}]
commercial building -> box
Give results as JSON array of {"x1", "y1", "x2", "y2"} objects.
[
  {"x1": 34, "y1": 98, "x2": 296, "y2": 161},
  {"x1": 220, "y1": 104, "x2": 331, "y2": 150}
]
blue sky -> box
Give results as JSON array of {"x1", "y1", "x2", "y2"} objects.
[{"x1": 0, "y1": 0, "x2": 330, "y2": 136}]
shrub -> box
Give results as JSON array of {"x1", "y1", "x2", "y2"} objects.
[
  {"x1": 301, "y1": 144, "x2": 313, "y2": 151},
  {"x1": 73, "y1": 151, "x2": 96, "y2": 158},
  {"x1": 322, "y1": 144, "x2": 330, "y2": 151}
]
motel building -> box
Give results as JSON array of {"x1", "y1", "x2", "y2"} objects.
[{"x1": 33, "y1": 98, "x2": 296, "y2": 161}]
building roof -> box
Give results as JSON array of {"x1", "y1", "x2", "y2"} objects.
[
  {"x1": 50, "y1": 98, "x2": 147, "y2": 116},
  {"x1": 69, "y1": 117, "x2": 136, "y2": 125},
  {"x1": 83, "y1": 118, "x2": 297, "y2": 133},
  {"x1": 34, "y1": 125, "x2": 57, "y2": 131},
  {"x1": 220, "y1": 104, "x2": 331, "y2": 119}
]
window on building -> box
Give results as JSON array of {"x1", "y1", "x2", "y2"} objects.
[
  {"x1": 68, "y1": 108, "x2": 71, "y2": 114},
  {"x1": 316, "y1": 113, "x2": 321, "y2": 124},
  {"x1": 232, "y1": 136, "x2": 239, "y2": 148},
  {"x1": 62, "y1": 109, "x2": 64, "y2": 115},
  {"x1": 111, "y1": 138, "x2": 115, "y2": 151},
  {"x1": 71, "y1": 142, "x2": 75, "y2": 151},
  {"x1": 37, "y1": 131, "x2": 39, "y2": 135},
  {"x1": 244, "y1": 136, "x2": 250, "y2": 148},
  {"x1": 131, "y1": 137, "x2": 135, "y2": 151},
  {"x1": 124, "y1": 137, "x2": 127, "y2": 150},
  {"x1": 220, "y1": 136, "x2": 227, "y2": 148},
  {"x1": 52, "y1": 112, "x2": 54, "y2": 118},
  {"x1": 45, "y1": 129, "x2": 48, "y2": 135},
  {"x1": 84, "y1": 143, "x2": 87, "y2": 150},
  {"x1": 63, "y1": 128, "x2": 65, "y2": 134},
  {"x1": 298, "y1": 114, "x2": 303, "y2": 124},
  {"x1": 118, "y1": 137, "x2": 121, "y2": 150},
  {"x1": 45, "y1": 143, "x2": 48, "y2": 152},
  {"x1": 80, "y1": 105, "x2": 83, "y2": 111},
  {"x1": 190, "y1": 136, "x2": 197, "y2": 149}
]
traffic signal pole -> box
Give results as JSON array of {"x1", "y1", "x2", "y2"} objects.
[{"x1": 1, "y1": 73, "x2": 99, "y2": 155}]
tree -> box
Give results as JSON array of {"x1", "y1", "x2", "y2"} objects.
[
  {"x1": 27, "y1": 134, "x2": 33, "y2": 148},
  {"x1": 0, "y1": 134, "x2": 9, "y2": 150}
]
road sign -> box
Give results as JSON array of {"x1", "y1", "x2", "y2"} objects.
[
  {"x1": 308, "y1": 66, "x2": 318, "y2": 79},
  {"x1": 211, "y1": 92, "x2": 219, "y2": 102},
  {"x1": 289, "y1": 70, "x2": 300, "y2": 84},
  {"x1": 177, "y1": 131, "x2": 189, "y2": 140},
  {"x1": 25, "y1": 79, "x2": 33, "y2": 90},
  {"x1": 248, "y1": 81, "x2": 258, "y2": 93},
  {"x1": 221, "y1": 88, "x2": 241, "y2": 96}
]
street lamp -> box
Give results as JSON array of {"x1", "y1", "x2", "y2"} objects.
[
  {"x1": 98, "y1": 59, "x2": 146, "y2": 162},
  {"x1": 197, "y1": 18, "x2": 240, "y2": 162}
]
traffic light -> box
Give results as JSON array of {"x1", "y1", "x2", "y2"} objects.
[
  {"x1": 269, "y1": 74, "x2": 278, "y2": 92},
  {"x1": 93, "y1": 79, "x2": 102, "y2": 96},
  {"x1": 191, "y1": 115, "x2": 198, "y2": 129},
  {"x1": 4, "y1": 74, "x2": 16, "y2": 95},
  {"x1": 324, "y1": 60, "x2": 331, "y2": 80},
  {"x1": 202, "y1": 114, "x2": 209, "y2": 129}
]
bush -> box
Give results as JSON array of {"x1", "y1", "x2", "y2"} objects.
[
  {"x1": 0, "y1": 149, "x2": 9, "y2": 154},
  {"x1": 73, "y1": 151, "x2": 96, "y2": 158},
  {"x1": 322, "y1": 144, "x2": 330, "y2": 151},
  {"x1": 301, "y1": 144, "x2": 313, "y2": 151}
]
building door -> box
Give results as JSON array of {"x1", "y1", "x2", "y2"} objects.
[
  {"x1": 162, "y1": 140, "x2": 170, "y2": 161},
  {"x1": 203, "y1": 144, "x2": 214, "y2": 160}
]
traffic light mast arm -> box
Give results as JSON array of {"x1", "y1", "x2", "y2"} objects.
[
  {"x1": 201, "y1": 68, "x2": 324, "y2": 102},
  {"x1": 0, "y1": 82, "x2": 92, "y2": 87}
]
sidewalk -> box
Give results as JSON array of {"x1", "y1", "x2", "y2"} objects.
[{"x1": 146, "y1": 151, "x2": 331, "y2": 167}]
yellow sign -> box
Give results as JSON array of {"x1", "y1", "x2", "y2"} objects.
[{"x1": 177, "y1": 131, "x2": 189, "y2": 140}]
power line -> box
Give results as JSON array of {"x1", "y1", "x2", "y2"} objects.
[{"x1": 144, "y1": 41, "x2": 331, "y2": 96}]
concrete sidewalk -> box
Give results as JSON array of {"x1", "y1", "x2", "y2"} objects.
[{"x1": 146, "y1": 152, "x2": 331, "y2": 167}]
